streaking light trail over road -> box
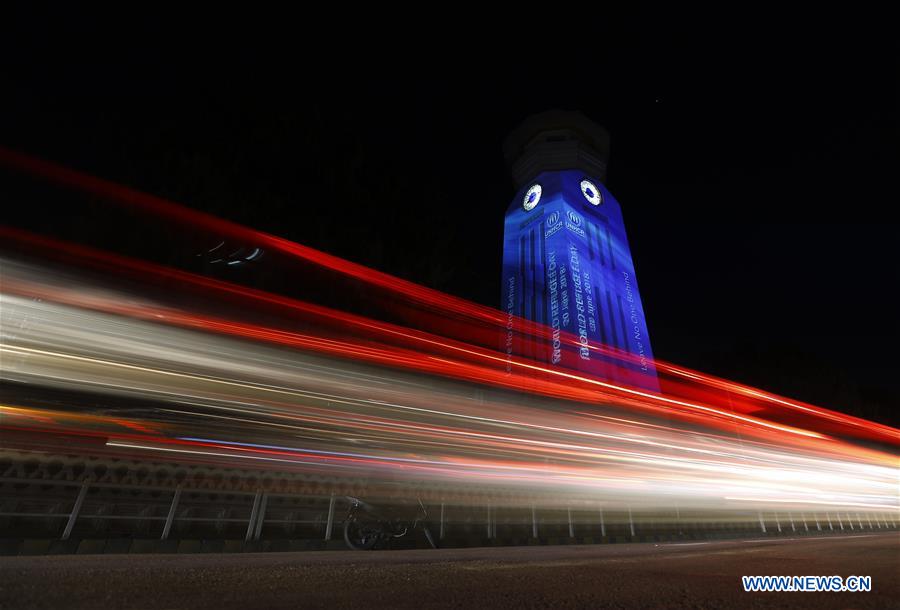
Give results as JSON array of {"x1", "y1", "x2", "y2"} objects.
[{"x1": 0, "y1": 147, "x2": 897, "y2": 520}]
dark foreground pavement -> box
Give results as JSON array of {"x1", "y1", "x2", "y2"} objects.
[{"x1": 1, "y1": 533, "x2": 897, "y2": 609}]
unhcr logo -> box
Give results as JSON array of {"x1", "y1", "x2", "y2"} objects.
[
  {"x1": 544, "y1": 210, "x2": 563, "y2": 238},
  {"x1": 565, "y1": 210, "x2": 586, "y2": 237}
]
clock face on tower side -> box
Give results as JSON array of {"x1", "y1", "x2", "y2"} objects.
[
  {"x1": 523, "y1": 184, "x2": 542, "y2": 211},
  {"x1": 580, "y1": 179, "x2": 602, "y2": 206}
]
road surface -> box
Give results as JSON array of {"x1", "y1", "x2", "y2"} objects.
[{"x1": 1, "y1": 533, "x2": 897, "y2": 609}]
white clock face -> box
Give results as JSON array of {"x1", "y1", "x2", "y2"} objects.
[
  {"x1": 523, "y1": 184, "x2": 542, "y2": 211},
  {"x1": 580, "y1": 179, "x2": 602, "y2": 206}
]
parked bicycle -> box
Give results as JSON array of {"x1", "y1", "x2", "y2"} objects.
[{"x1": 343, "y1": 496, "x2": 437, "y2": 550}]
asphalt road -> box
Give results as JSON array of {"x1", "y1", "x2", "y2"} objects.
[{"x1": 1, "y1": 533, "x2": 897, "y2": 609}]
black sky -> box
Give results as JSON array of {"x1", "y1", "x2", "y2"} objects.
[{"x1": 2, "y1": 14, "x2": 898, "y2": 425}]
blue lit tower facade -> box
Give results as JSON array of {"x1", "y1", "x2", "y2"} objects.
[{"x1": 501, "y1": 111, "x2": 657, "y2": 389}]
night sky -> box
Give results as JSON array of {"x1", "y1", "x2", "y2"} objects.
[{"x1": 2, "y1": 14, "x2": 898, "y2": 426}]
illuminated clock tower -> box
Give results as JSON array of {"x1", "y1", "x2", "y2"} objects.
[{"x1": 501, "y1": 110, "x2": 657, "y2": 389}]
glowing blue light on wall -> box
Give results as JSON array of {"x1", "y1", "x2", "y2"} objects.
[{"x1": 501, "y1": 170, "x2": 657, "y2": 389}]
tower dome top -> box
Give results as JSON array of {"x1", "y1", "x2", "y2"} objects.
[{"x1": 503, "y1": 110, "x2": 611, "y2": 189}]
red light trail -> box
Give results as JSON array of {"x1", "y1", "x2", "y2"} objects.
[{"x1": 0, "y1": 146, "x2": 897, "y2": 516}]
